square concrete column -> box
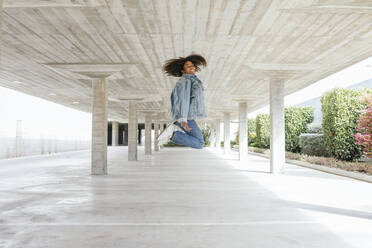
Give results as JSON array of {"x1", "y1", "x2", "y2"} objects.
[
  {"x1": 0, "y1": 0, "x2": 2, "y2": 60},
  {"x1": 44, "y1": 63, "x2": 131, "y2": 174},
  {"x1": 210, "y1": 122, "x2": 216, "y2": 147},
  {"x1": 223, "y1": 113, "x2": 231, "y2": 154},
  {"x1": 216, "y1": 119, "x2": 221, "y2": 148},
  {"x1": 239, "y1": 102, "x2": 248, "y2": 161},
  {"x1": 128, "y1": 100, "x2": 138, "y2": 161},
  {"x1": 159, "y1": 122, "x2": 165, "y2": 149},
  {"x1": 15, "y1": 120, "x2": 23, "y2": 157},
  {"x1": 154, "y1": 120, "x2": 160, "y2": 151},
  {"x1": 112, "y1": 121, "x2": 119, "y2": 146},
  {"x1": 270, "y1": 79, "x2": 285, "y2": 173},
  {"x1": 145, "y1": 113, "x2": 152, "y2": 155},
  {"x1": 91, "y1": 78, "x2": 107, "y2": 175}
]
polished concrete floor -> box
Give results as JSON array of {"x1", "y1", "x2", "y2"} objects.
[{"x1": 0, "y1": 146, "x2": 371, "y2": 248}]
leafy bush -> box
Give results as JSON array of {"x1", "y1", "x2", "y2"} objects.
[
  {"x1": 201, "y1": 124, "x2": 211, "y2": 146},
  {"x1": 299, "y1": 133, "x2": 327, "y2": 157},
  {"x1": 235, "y1": 131, "x2": 239, "y2": 145},
  {"x1": 220, "y1": 141, "x2": 236, "y2": 147},
  {"x1": 285, "y1": 106, "x2": 314, "y2": 153},
  {"x1": 321, "y1": 88, "x2": 366, "y2": 161},
  {"x1": 255, "y1": 114, "x2": 270, "y2": 148},
  {"x1": 306, "y1": 123, "x2": 323, "y2": 134},
  {"x1": 354, "y1": 94, "x2": 372, "y2": 158},
  {"x1": 248, "y1": 118, "x2": 256, "y2": 145},
  {"x1": 252, "y1": 107, "x2": 313, "y2": 151},
  {"x1": 248, "y1": 133, "x2": 258, "y2": 147},
  {"x1": 299, "y1": 123, "x2": 327, "y2": 156}
]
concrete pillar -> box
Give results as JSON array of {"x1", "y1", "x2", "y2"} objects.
[
  {"x1": 210, "y1": 122, "x2": 216, "y2": 147},
  {"x1": 223, "y1": 113, "x2": 231, "y2": 154},
  {"x1": 112, "y1": 121, "x2": 119, "y2": 146},
  {"x1": 154, "y1": 120, "x2": 160, "y2": 151},
  {"x1": 128, "y1": 100, "x2": 138, "y2": 161},
  {"x1": 48, "y1": 136, "x2": 52, "y2": 154},
  {"x1": 216, "y1": 119, "x2": 221, "y2": 148},
  {"x1": 46, "y1": 63, "x2": 129, "y2": 174},
  {"x1": 145, "y1": 113, "x2": 152, "y2": 155},
  {"x1": 270, "y1": 79, "x2": 285, "y2": 173},
  {"x1": 0, "y1": 0, "x2": 2, "y2": 62},
  {"x1": 159, "y1": 122, "x2": 165, "y2": 149},
  {"x1": 15, "y1": 120, "x2": 22, "y2": 157},
  {"x1": 239, "y1": 102, "x2": 248, "y2": 161},
  {"x1": 91, "y1": 78, "x2": 107, "y2": 175},
  {"x1": 53, "y1": 136, "x2": 58, "y2": 153}
]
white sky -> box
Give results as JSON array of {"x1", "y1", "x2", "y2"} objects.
[
  {"x1": 0, "y1": 89, "x2": 92, "y2": 139},
  {"x1": 0, "y1": 56, "x2": 371, "y2": 139}
]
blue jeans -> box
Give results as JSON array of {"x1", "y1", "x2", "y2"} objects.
[{"x1": 171, "y1": 120, "x2": 204, "y2": 149}]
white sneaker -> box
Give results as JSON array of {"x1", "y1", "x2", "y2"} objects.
[{"x1": 158, "y1": 123, "x2": 184, "y2": 146}]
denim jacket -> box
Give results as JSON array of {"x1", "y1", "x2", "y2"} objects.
[{"x1": 170, "y1": 73, "x2": 206, "y2": 123}]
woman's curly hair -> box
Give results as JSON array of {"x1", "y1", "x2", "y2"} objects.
[{"x1": 162, "y1": 54, "x2": 207, "y2": 77}]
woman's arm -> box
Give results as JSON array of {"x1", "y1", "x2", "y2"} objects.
[{"x1": 174, "y1": 78, "x2": 192, "y2": 130}]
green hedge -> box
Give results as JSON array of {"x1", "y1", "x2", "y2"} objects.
[
  {"x1": 321, "y1": 88, "x2": 366, "y2": 161},
  {"x1": 201, "y1": 124, "x2": 211, "y2": 146},
  {"x1": 248, "y1": 118, "x2": 256, "y2": 145},
  {"x1": 254, "y1": 107, "x2": 313, "y2": 151},
  {"x1": 235, "y1": 131, "x2": 239, "y2": 145},
  {"x1": 306, "y1": 123, "x2": 323, "y2": 134},
  {"x1": 284, "y1": 106, "x2": 314, "y2": 153},
  {"x1": 220, "y1": 141, "x2": 235, "y2": 147},
  {"x1": 299, "y1": 123, "x2": 327, "y2": 156},
  {"x1": 299, "y1": 133, "x2": 327, "y2": 157},
  {"x1": 255, "y1": 114, "x2": 270, "y2": 148}
]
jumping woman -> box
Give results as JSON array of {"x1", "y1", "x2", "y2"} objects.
[{"x1": 157, "y1": 54, "x2": 207, "y2": 149}]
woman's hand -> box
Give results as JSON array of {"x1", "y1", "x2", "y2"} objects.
[{"x1": 181, "y1": 121, "x2": 192, "y2": 131}]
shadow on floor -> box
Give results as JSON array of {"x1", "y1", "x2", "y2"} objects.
[
  {"x1": 235, "y1": 169, "x2": 270, "y2": 174},
  {"x1": 286, "y1": 200, "x2": 372, "y2": 220},
  {"x1": 244, "y1": 159, "x2": 268, "y2": 163}
]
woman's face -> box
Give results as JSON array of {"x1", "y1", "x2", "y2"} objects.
[{"x1": 182, "y1": 61, "x2": 195, "y2": 74}]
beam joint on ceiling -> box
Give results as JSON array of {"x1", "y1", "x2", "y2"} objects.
[
  {"x1": 44, "y1": 63, "x2": 135, "y2": 79},
  {"x1": 4, "y1": 0, "x2": 106, "y2": 8}
]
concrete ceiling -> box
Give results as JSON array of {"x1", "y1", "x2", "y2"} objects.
[{"x1": 0, "y1": 0, "x2": 371, "y2": 122}]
